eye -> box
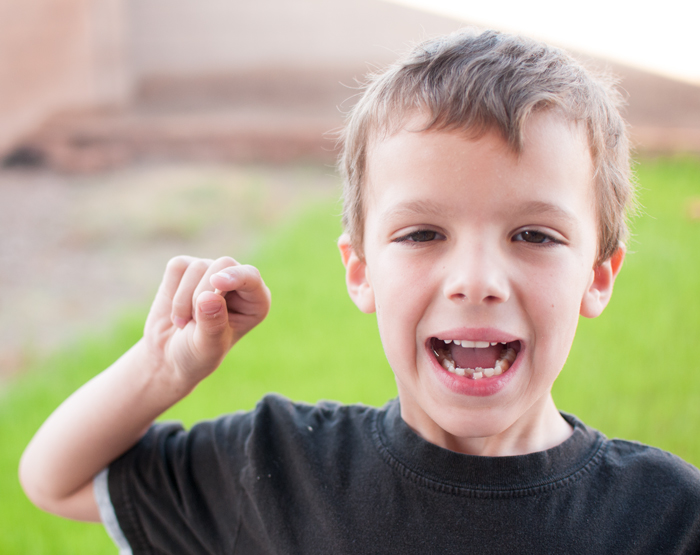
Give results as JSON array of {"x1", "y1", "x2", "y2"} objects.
[
  {"x1": 513, "y1": 230, "x2": 558, "y2": 244},
  {"x1": 395, "y1": 229, "x2": 443, "y2": 243}
]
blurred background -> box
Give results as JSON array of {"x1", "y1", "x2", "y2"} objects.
[{"x1": 1, "y1": 1, "x2": 699, "y2": 552}]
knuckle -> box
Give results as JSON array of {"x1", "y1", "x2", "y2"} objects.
[
  {"x1": 204, "y1": 321, "x2": 228, "y2": 336},
  {"x1": 171, "y1": 299, "x2": 191, "y2": 314},
  {"x1": 243, "y1": 264, "x2": 261, "y2": 280},
  {"x1": 166, "y1": 255, "x2": 191, "y2": 271},
  {"x1": 216, "y1": 256, "x2": 238, "y2": 267},
  {"x1": 190, "y1": 259, "x2": 210, "y2": 273}
]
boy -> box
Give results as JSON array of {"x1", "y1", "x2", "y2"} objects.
[{"x1": 20, "y1": 30, "x2": 700, "y2": 553}]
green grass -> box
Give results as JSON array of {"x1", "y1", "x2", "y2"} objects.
[
  {"x1": 553, "y1": 156, "x2": 700, "y2": 461},
  {"x1": 1, "y1": 157, "x2": 699, "y2": 553},
  {"x1": 0, "y1": 198, "x2": 394, "y2": 554}
]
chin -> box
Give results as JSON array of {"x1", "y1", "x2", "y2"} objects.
[{"x1": 429, "y1": 406, "x2": 515, "y2": 443}]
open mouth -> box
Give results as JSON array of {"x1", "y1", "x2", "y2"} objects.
[{"x1": 430, "y1": 337, "x2": 521, "y2": 380}]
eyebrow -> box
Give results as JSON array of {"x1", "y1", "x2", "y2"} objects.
[
  {"x1": 381, "y1": 200, "x2": 448, "y2": 221},
  {"x1": 514, "y1": 201, "x2": 578, "y2": 222},
  {"x1": 381, "y1": 199, "x2": 578, "y2": 222}
]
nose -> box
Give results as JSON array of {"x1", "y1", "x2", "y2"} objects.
[{"x1": 442, "y1": 241, "x2": 510, "y2": 305}]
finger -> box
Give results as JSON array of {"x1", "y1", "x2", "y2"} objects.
[
  {"x1": 191, "y1": 256, "x2": 239, "y2": 303},
  {"x1": 171, "y1": 259, "x2": 212, "y2": 328},
  {"x1": 158, "y1": 256, "x2": 196, "y2": 301},
  {"x1": 193, "y1": 290, "x2": 231, "y2": 351},
  {"x1": 210, "y1": 264, "x2": 270, "y2": 307}
]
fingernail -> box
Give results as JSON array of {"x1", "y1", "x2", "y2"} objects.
[
  {"x1": 200, "y1": 301, "x2": 222, "y2": 315},
  {"x1": 173, "y1": 316, "x2": 189, "y2": 328},
  {"x1": 213, "y1": 271, "x2": 234, "y2": 281}
]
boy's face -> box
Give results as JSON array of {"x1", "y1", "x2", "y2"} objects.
[{"x1": 340, "y1": 111, "x2": 623, "y2": 454}]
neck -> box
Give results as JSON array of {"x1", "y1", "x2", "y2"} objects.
[{"x1": 402, "y1": 395, "x2": 573, "y2": 457}]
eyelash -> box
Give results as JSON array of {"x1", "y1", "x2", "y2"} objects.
[
  {"x1": 394, "y1": 229, "x2": 443, "y2": 243},
  {"x1": 393, "y1": 229, "x2": 563, "y2": 246},
  {"x1": 512, "y1": 230, "x2": 561, "y2": 245}
]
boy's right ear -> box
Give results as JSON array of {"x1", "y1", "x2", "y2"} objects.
[{"x1": 338, "y1": 234, "x2": 376, "y2": 314}]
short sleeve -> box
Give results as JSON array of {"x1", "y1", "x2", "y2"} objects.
[
  {"x1": 94, "y1": 468, "x2": 133, "y2": 555},
  {"x1": 101, "y1": 394, "x2": 381, "y2": 555},
  {"x1": 105, "y1": 410, "x2": 255, "y2": 554}
]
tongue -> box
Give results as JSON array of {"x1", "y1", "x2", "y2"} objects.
[{"x1": 450, "y1": 344, "x2": 501, "y2": 369}]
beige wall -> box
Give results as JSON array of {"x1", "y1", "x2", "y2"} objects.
[
  {"x1": 127, "y1": 0, "x2": 463, "y2": 78},
  {"x1": 0, "y1": 0, "x2": 462, "y2": 156},
  {"x1": 0, "y1": 0, "x2": 131, "y2": 155}
]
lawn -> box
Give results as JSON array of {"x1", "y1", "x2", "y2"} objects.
[{"x1": 1, "y1": 156, "x2": 698, "y2": 553}]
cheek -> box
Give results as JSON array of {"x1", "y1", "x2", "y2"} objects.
[
  {"x1": 526, "y1": 263, "x2": 590, "y2": 363},
  {"x1": 371, "y1": 256, "x2": 433, "y2": 358}
]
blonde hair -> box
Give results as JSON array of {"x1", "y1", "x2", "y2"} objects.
[{"x1": 339, "y1": 29, "x2": 635, "y2": 263}]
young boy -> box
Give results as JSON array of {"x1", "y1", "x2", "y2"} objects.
[{"x1": 20, "y1": 30, "x2": 700, "y2": 553}]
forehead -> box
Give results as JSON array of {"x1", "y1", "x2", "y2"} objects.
[{"x1": 364, "y1": 111, "x2": 595, "y2": 222}]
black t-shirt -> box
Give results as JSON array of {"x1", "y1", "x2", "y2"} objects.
[{"x1": 103, "y1": 394, "x2": 700, "y2": 554}]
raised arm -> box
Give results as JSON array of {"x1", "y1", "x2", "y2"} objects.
[{"x1": 19, "y1": 256, "x2": 270, "y2": 522}]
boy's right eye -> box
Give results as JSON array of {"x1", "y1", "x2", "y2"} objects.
[{"x1": 395, "y1": 229, "x2": 442, "y2": 243}]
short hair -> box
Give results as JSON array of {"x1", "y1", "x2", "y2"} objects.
[{"x1": 339, "y1": 29, "x2": 635, "y2": 264}]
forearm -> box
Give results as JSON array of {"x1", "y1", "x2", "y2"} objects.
[{"x1": 19, "y1": 339, "x2": 192, "y2": 521}]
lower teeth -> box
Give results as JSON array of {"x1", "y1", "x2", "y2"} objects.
[{"x1": 439, "y1": 347, "x2": 515, "y2": 380}]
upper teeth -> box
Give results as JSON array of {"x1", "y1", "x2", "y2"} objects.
[{"x1": 443, "y1": 339, "x2": 506, "y2": 348}]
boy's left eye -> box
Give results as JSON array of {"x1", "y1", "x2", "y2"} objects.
[{"x1": 513, "y1": 230, "x2": 557, "y2": 244}]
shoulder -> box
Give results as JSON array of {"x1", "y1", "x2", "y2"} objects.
[
  {"x1": 242, "y1": 394, "x2": 385, "y2": 457},
  {"x1": 602, "y1": 436, "x2": 700, "y2": 491},
  {"x1": 250, "y1": 393, "x2": 380, "y2": 429},
  {"x1": 134, "y1": 394, "x2": 385, "y2": 454},
  {"x1": 580, "y1": 428, "x2": 700, "y2": 524},
  {"x1": 112, "y1": 395, "x2": 385, "y2": 481},
  {"x1": 563, "y1": 414, "x2": 700, "y2": 494},
  {"x1": 603, "y1": 435, "x2": 700, "y2": 479}
]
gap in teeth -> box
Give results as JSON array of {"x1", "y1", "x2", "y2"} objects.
[{"x1": 437, "y1": 341, "x2": 516, "y2": 380}]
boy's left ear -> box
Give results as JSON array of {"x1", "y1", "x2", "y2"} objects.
[
  {"x1": 338, "y1": 234, "x2": 376, "y2": 314},
  {"x1": 580, "y1": 244, "x2": 625, "y2": 318}
]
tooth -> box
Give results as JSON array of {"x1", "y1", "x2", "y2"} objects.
[
  {"x1": 475, "y1": 341, "x2": 489, "y2": 348},
  {"x1": 441, "y1": 358, "x2": 451, "y2": 370},
  {"x1": 455, "y1": 367, "x2": 465, "y2": 376},
  {"x1": 484, "y1": 367, "x2": 494, "y2": 377},
  {"x1": 503, "y1": 348, "x2": 516, "y2": 363},
  {"x1": 444, "y1": 339, "x2": 452, "y2": 344},
  {"x1": 465, "y1": 367, "x2": 474, "y2": 376},
  {"x1": 472, "y1": 371, "x2": 483, "y2": 380},
  {"x1": 462, "y1": 340, "x2": 476, "y2": 348},
  {"x1": 490, "y1": 342, "x2": 497, "y2": 346},
  {"x1": 497, "y1": 359, "x2": 511, "y2": 372},
  {"x1": 494, "y1": 367, "x2": 502, "y2": 375}
]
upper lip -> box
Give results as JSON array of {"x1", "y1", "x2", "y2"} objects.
[{"x1": 429, "y1": 327, "x2": 521, "y2": 345}]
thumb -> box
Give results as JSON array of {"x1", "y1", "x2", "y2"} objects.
[{"x1": 193, "y1": 290, "x2": 231, "y2": 349}]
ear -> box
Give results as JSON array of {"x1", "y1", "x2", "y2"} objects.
[
  {"x1": 580, "y1": 244, "x2": 625, "y2": 318},
  {"x1": 338, "y1": 233, "x2": 376, "y2": 314}
]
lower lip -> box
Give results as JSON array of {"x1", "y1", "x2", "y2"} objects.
[{"x1": 426, "y1": 344, "x2": 521, "y2": 397}]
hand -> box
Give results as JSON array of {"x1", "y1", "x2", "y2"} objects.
[{"x1": 144, "y1": 256, "x2": 271, "y2": 390}]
